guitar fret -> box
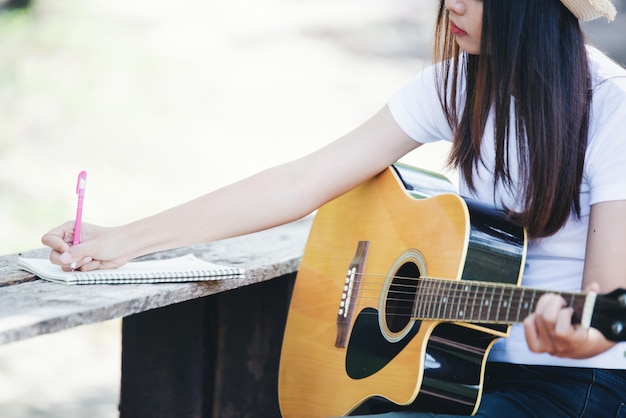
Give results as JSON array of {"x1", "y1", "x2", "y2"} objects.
[
  {"x1": 450, "y1": 282, "x2": 458, "y2": 320},
  {"x1": 423, "y1": 279, "x2": 431, "y2": 319},
  {"x1": 504, "y1": 286, "x2": 514, "y2": 322},
  {"x1": 430, "y1": 280, "x2": 441, "y2": 319},
  {"x1": 520, "y1": 289, "x2": 536, "y2": 321},
  {"x1": 452, "y1": 282, "x2": 460, "y2": 319},
  {"x1": 567, "y1": 293, "x2": 576, "y2": 309},
  {"x1": 431, "y1": 280, "x2": 438, "y2": 319},
  {"x1": 412, "y1": 279, "x2": 422, "y2": 319},
  {"x1": 496, "y1": 286, "x2": 505, "y2": 321},
  {"x1": 471, "y1": 283, "x2": 480, "y2": 321},
  {"x1": 487, "y1": 285, "x2": 496, "y2": 321},
  {"x1": 419, "y1": 279, "x2": 429, "y2": 319},
  {"x1": 449, "y1": 281, "x2": 457, "y2": 320},
  {"x1": 424, "y1": 279, "x2": 433, "y2": 318},
  {"x1": 516, "y1": 288, "x2": 525, "y2": 322},
  {"x1": 431, "y1": 279, "x2": 441, "y2": 320},
  {"x1": 433, "y1": 280, "x2": 446, "y2": 318},
  {"x1": 418, "y1": 279, "x2": 426, "y2": 319},
  {"x1": 529, "y1": 289, "x2": 537, "y2": 316},
  {"x1": 460, "y1": 283, "x2": 471, "y2": 320},
  {"x1": 521, "y1": 289, "x2": 533, "y2": 319},
  {"x1": 439, "y1": 281, "x2": 447, "y2": 319},
  {"x1": 571, "y1": 293, "x2": 588, "y2": 325},
  {"x1": 428, "y1": 281, "x2": 441, "y2": 319},
  {"x1": 478, "y1": 285, "x2": 486, "y2": 322},
  {"x1": 450, "y1": 282, "x2": 463, "y2": 319},
  {"x1": 441, "y1": 281, "x2": 450, "y2": 319},
  {"x1": 422, "y1": 279, "x2": 430, "y2": 319}
]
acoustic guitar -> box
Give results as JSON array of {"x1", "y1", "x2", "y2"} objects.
[{"x1": 278, "y1": 163, "x2": 626, "y2": 417}]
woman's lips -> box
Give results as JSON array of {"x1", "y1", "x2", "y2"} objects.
[{"x1": 450, "y1": 21, "x2": 467, "y2": 36}]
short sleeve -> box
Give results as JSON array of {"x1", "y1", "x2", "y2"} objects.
[
  {"x1": 387, "y1": 64, "x2": 455, "y2": 144},
  {"x1": 585, "y1": 76, "x2": 626, "y2": 205}
]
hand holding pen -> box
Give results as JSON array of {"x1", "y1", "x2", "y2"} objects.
[
  {"x1": 71, "y1": 171, "x2": 87, "y2": 270},
  {"x1": 42, "y1": 171, "x2": 133, "y2": 272}
]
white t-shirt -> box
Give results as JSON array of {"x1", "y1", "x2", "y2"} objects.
[{"x1": 388, "y1": 46, "x2": 626, "y2": 369}]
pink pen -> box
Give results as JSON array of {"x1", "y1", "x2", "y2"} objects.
[{"x1": 71, "y1": 171, "x2": 87, "y2": 270}]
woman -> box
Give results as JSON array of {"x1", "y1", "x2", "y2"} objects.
[{"x1": 43, "y1": 0, "x2": 626, "y2": 416}]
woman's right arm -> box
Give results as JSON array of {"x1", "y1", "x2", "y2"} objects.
[{"x1": 42, "y1": 105, "x2": 421, "y2": 271}]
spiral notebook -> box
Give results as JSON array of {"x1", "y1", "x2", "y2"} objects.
[{"x1": 18, "y1": 254, "x2": 245, "y2": 285}]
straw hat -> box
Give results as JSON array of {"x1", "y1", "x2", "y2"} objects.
[{"x1": 560, "y1": 0, "x2": 617, "y2": 21}]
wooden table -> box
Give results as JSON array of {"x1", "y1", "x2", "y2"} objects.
[{"x1": 0, "y1": 217, "x2": 312, "y2": 418}]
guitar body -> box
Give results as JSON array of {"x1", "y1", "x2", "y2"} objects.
[{"x1": 278, "y1": 164, "x2": 527, "y2": 417}]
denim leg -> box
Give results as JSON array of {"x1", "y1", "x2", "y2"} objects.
[
  {"x1": 482, "y1": 363, "x2": 626, "y2": 418},
  {"x1": 349, "y1": 363, "x2": 626, "y2": 418},
  {"x1": 578, "y1": 369, "x2": 626, "y2": 417}
]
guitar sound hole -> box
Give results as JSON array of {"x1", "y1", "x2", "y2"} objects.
[{"x1": 385, "y1": 262, "x2": 420, "y2": 333}]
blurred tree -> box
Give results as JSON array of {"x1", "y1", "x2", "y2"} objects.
[{"x1": 0, "y1": 0, "x2": 32, "y2": 12}]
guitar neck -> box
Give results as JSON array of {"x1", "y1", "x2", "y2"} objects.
[{"x1": 412, "y1": 278, "x2": 595, "y2": 328}]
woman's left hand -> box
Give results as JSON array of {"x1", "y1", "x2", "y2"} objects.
[{"x1": 523, "y1": 282, "x2": 615, "y2": 359}]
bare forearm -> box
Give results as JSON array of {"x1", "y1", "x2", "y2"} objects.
[
  {"x1": 120, "y1": 108, "x2": 420, "y2": 259},
  {"x1": 120, "y1": 162, "x2": 318, "y2": 259},
  {"x1": 42, "y1": 106, "x2": 419, "y2": 271}
]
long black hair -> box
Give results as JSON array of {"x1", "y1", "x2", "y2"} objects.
[{"x1": 434, "y1": 0, "x2": 591, "y2": 238}]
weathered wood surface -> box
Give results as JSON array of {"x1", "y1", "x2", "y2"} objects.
[
  {"x1": 0, "y1": 217, "x2": 311, "y2": 346},
  {"x1": 119, "y1": 272, "x2": 296, "y2": 418}
]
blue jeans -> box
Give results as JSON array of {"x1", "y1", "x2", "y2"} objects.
[{"x1": 350, "y1": 363, "x2": 626, "y2": 418}]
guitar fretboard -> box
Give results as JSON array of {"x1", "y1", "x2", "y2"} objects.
[{"x1": 411, "y1": 278, "x2": 589, "y2": 325}]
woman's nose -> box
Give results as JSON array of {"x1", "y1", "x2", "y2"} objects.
[{"x1": 445, "y1": 0, "x2": 467, "y2": 15}]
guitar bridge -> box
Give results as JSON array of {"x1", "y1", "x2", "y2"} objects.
[{"x1": 335, "y1": 240, "x2": 369, "y2": 348}]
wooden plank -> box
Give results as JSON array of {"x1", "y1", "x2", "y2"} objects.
[
  {"x1": 119, "y1": 272, "x2": 295, "y2": 418},
  {"x1": 0, "y1": 248, "x2": 47, "y2": 287},
  {"x1": 0, "y1": 217, "x2": 311, "y2": 346}
]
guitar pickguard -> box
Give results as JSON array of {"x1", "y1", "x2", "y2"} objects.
[
  {"x1": 346, "y1": 307, "x2": 421, "y2": 379},
  {"x1": 347, "y1": 318, "x2": 496, "y2": 415}
]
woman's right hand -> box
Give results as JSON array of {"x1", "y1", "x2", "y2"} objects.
[{"x1": 41, "y1": 221, "x2": 132, "y2": 272}]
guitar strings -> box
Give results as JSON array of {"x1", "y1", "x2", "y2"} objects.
[
  {"x1": 326, "y1": 271, "x2": 588, "y2": 323},
  {"x1": 348, "y1": 272, "x2": 579, "y2": 302},
  {"x1": 318, "y1": 270, "x2": 615, "y2": 330}
]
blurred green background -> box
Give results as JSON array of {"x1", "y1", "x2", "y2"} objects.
[{"x1": 0, "y1": 0, "x2": 623, "y2": 417}]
